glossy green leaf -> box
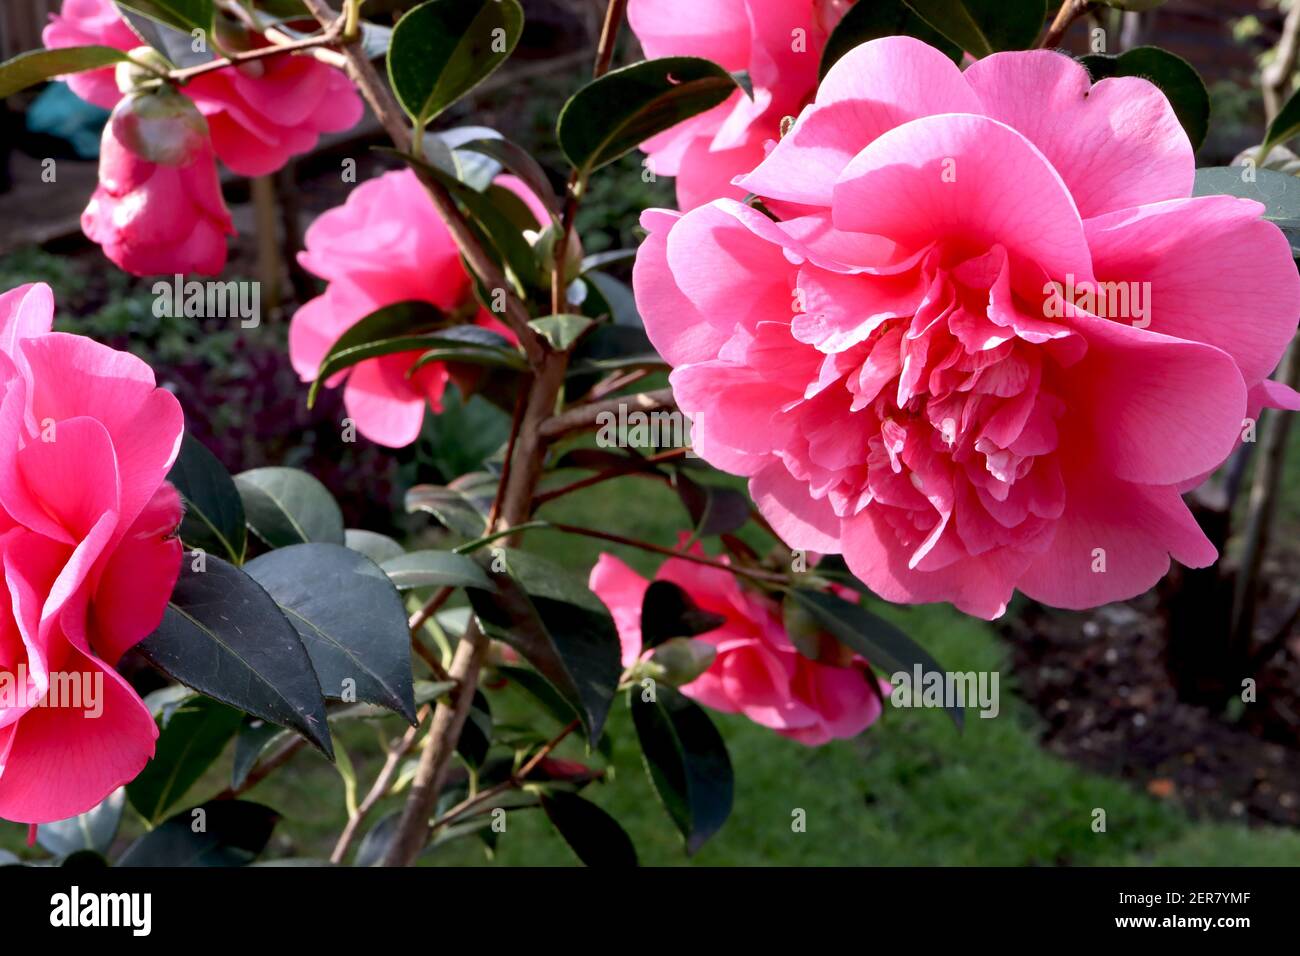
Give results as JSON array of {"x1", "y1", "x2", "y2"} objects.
[
  {"x1": 467, "y1": 549, "x2": 621, "y2": 744},
  {"x1": 344, "y1": 529, "x2": 406, "y2": 564},
  {"x1": 118, "y1": 801, "x2": 278, "y2": 867},
  {"x1": 167, "y1": 433, "x2": 246, "y2": 563},
  {"x1": 640, "y1": 580, "x2": 725, "y2": 652},
  {"x1": 1261, "y1": 86, "x2": 1300, "y2": 164},
  {"x1": 245, "y1": 543, "x2": 417, "y2": 724},
  {"x1": 0, "y1": 46, "x2": 131, "y2": 98},
  {"x1": 787, "y1": 587, "x2": 963, "y2": 728},
  {"x1": 235, "y1": 467, "x2": 345, "y2": 548},
  {"x1": 821, "y1": 0, "x2": 962, "y2": 75},
  {"x1": 306, "y1": 300, "x2": 448, "y2": 407},
  {"x1": 629, "y1": 684, "x2": 733, "y2": 854},
  {"x1": 529, "y1": 313, "x2": 593, "y2": 351},
  {"x1": 903, "y1": 0, "x2": 1046, "y2": 58},
  {"x1": 380, "y1": 549, "x2": 496, "y2": 591},
  {"x1": 1082, "y1": 46, "x2": 1208, "y2": 150},
  {"x1": 456, "y1": 136, "x2": 560, "y2": 217},
  {"x1": 128, "y1": 695, "x2": 244, "y2": 823},
  {"x1": 137, "y1": 555, "x2": 335, "y2": 755},
  {"x1": 540, "y1": 791, "x2": 637, "y2": 866},
  {"x1": 388, "y1": 0, "x2": 524, "y2": 126},
  {"x1": 37, "y1": 790, "x2": 126, "y2": 858},
  {"x1": 115, "y1": 0, "x2": 214, "y2": 35},
  {"x1": 406, "y1": 483, "x2": 489, "y2": 537},
  {"x1": 1193, "y1": 166, "x2": 1300, "y2": 254},
  {"x1": 558, "y1": 56, "x2": 742, "y2": 175}
]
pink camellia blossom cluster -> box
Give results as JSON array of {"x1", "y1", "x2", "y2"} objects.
[
  {"x1": 634, "y1": 38, "x2": 1300, "y2": 619},
  {"x1": 0, "y1": 283, "x2": 184, "y2": 824},
  {"x1": 628, "y1": 0, "x2": 851, "y2": 211},
  {"x1": 590, "y1": 549, "x2": 883, "y2": 746},
  {"x1": 289, "y1": 169, "x2": 544, "y2": 448},
  {"x1": 44, "y1": 0, "x2": 363, "y2": 276}
]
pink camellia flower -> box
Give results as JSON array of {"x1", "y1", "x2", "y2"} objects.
[
  {"x1": 590, "y1": 550, "x2": 882, "y2": 746},
  {"x1": 43, "y1": 0, "x2": 363, "y2": 176},
  {"x1": 289, "y1": 169, "x2": 544, "y2": 448},
  {"x1": 634, "y1": 38, "x2": 1300, "y2": 619},
  {"x1": 629, "y1": 0, "x2": 851, "y2": 210},
  {"x1": 0, "y1": 283, "x2": 185, "y2": 824},
  {"x1": 83, "y1": 93, "x2": 235, "y2": 276}
]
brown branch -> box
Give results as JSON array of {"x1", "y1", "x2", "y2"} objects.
[
  {"x1": 298, "y1": 0, "x2": 548, "y2": 366},
  {"x1": 545, "y1": 522, "x2": 789, "y2": 585},
  {"x1": 429, "y1": 720, "x2": 580, "y2": 834},
  {"x1": 538, "y1": 387, "x2": 677, "y2": 441},
  {"x1": 331, "y1": 705, "x2": 431, "y2": 864},
  {"x1": 168, "y1": 18, "x2": 346, "y2": 83},
  {"x1": 213, "y1": 735, "x2": 306, "y2": 800},
  {"x1": 1039, "y1": 0, "x2": 1095, "y2": 50}
]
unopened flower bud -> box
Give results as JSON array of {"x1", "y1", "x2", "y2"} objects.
[
  {"x1": 647, "y1": 637, "x2": 717, "y2": 686},
  {"x1": 114, "y1": 46, "x2": 171, "y2": 94},
  {"x1": 110, "y1": 87, "x2": 210, "y2": 167}
]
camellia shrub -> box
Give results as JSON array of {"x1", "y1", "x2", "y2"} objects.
[{"x1": 0, "y1": 0, "x2": 1295, "y2": 867}]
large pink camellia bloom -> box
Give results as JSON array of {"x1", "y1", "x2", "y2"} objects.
[
  {"x1": 630, "y1": 0, "x2": 851, "y2": 210},
  {"x1": 590, "y1": 551, "x2": 882, "y2": 746},
  {"x1": 289, "y1": 169, "x2": 542, "y2": 448},
  {"x1": 634, "y1": 38, "x2": 1300, "y2": 620},
  {"x1": 83, "y1": 104, "x2": 234, "y2": 276},
  {"x1": 0, "y1": 283, "x2": 184, "y2": 824},
  {"x1": 43, "y1": 0, "x2": 363, "y2": 177}
]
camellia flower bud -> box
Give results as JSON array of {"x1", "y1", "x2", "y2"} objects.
[
  {"x1": 646, "y1": 637, "x2": 718, "y2": 687},
  {"x1": 113, "y1": 45, "x2": 170, "y2": 94},
  {"x1": 109, "y1": 85, "x2": 210, "y2": 166}
]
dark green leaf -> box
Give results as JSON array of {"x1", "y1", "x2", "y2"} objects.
[
  {"x1": 529, "y1": 313, "x2": 593, "y2": 351},
  {"x1": 37, "y1": 790, "x2": 126, "y2": 858},
  {"x1": 640, "y1": 580, "x2": 725, "y2": 652},
  {"x1": 1193, "y1": 166, "x2": 1300, "y2": 254},
  {"x1": 0, "y1": 46, "x2": 131, "y2": 98},
  {"x1": 406, "y1": 483, "x2": 489, "y2": 536},
  {"x1": 1262, "y1": 87, "x2": 1300, "y2": 169},
  {"x1": 355, "y1": 811, "x2": 401, "y2": 867},
  {"x1": 115, "y1": 0, "x2": 214, "y2": 35},
  {"x1": 497, "y1": 664, "x2": 581, "y2": 725},
  {"x1": 456, "y1": 136, "x2": 560, "y2": 217},
  {"x1": 467, "y1": 549, "x2": 621, "y2": 744},
  {"x1": 381, "y1": 549, "x2": 495, "y2": 591},
  {"x1": 629, "y1": 684, "x2": 733, "y2": 854},
  {"x1": 821, "y1": 0, "x2": 962, "y2": 76},
  {"x1": 457, "y1": 690, "x2": 493, "y2": 770},
  {"x1": 674, "y1": 472, "x2": 749, "y2": 536},
  {"x1": 137, "y1": 555, "x2": 334, "y2": 755},
  {"x1": 235, "y1": 467, "x2": 345, "y2": 548},
  {"x1": 244, "y1": 543, "x2": 417, "y2": 724},
  {"x1": 118, "y1": 801, "x2": 279, "y2": 867},
  {"x1": 540, "y1": 790, "x2": 637, "y2": 866},
  {"x1": 344, "y1": 529, "x2": 406, "y2": 564},
  {"x1": 788, "y1": 587, "x2": 962, "y2": 728},
  {"x1": 557, "y1": 56, "x2": 742, "y2": 175},
  {"x1": 168, "y1": 433, "x2": 246, "y2": 563},
  {"x1": 1082, "y1": 46, "x2": 1208, "y2": 150},
  {"x1": 387, "y1": 0, "x2": 524, "y2": 126},
  {"x1": 231, "y1": 718, "x2": 288, "y2": 791},
  {"x1": 581, "y1": 271, "x2": 641, "y2": 327},
  {"x1": 903, "y1": 0, "x2": 1046, "y2": 58},
  {"x1": 307, "y1": 300, "x2": 448, "y2": 407},
  {"x1": 128, "y1": 696, "x2": 244, "y2": 823}
]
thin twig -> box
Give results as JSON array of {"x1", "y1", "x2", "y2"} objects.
[
  {"x1": 429, "y1": 720, "x2": 580, "y2": 833},
  {"x1": 1039, "y1": 0, "x2": 1095, "y2": 49},
  {"x1": 331, "y1": 705, "x2": 431, "y2": 864},
  {"x1": 538, "y1": 387, "x2": 677, "y2": 440},
  {"x1": 543, "y1": 522, "x2": 789, "y2": 585},
  {"x1": 168, "y1": 19, "x2": 345, "y2": 83},
  {"x1": 213, "y1": 736, "x2": 306, "y2": 800},
  {"x1": 298, "y1": 0, "x2": 548, "y2": 365}
]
